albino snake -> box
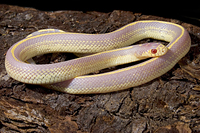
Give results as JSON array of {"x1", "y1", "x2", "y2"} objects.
[{"x1": 5, "y1": 20, "x2": 191, "y2": 94}]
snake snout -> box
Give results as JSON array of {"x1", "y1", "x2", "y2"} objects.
[{"x1": 155, "y1": 44, "x2": 168, "y2": 57}]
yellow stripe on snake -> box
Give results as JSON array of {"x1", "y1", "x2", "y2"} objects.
[{"x1": 5, "y1": 20, "x2": 191, "y2": 94}]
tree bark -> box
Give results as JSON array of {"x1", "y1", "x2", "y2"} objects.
[{"x1": 0, "y1": 5, "x2": 200, "y2": 133}]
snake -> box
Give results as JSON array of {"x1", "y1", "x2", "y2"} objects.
[{"x1": 5, "y1": 20, "x2": 191, "y2": 94}]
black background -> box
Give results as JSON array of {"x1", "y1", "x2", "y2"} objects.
[{"x1": 1, "y1": 1, "x2": 200, "y2": 26}]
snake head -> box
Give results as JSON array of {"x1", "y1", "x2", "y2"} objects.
[
  {"x1": 149, "y1": 43, "x2": 168, "y2": 57},
  {"x1": 136, "y1": 43, "x2": 168, "y2": 58}
]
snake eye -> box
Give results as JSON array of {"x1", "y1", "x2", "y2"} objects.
[{"x1": 151, "y1": 49, "x2": 157, "y2": 54}]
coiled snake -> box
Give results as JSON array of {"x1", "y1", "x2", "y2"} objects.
[{"x1": 5, "y1": 20, "x2": 191, "y2": 94}]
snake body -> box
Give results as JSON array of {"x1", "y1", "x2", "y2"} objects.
[{"x1": 5, "y1": 20, "x2": 191, "y2": 94}]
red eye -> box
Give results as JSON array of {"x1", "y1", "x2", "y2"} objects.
[{"x1": 151, "y1": 49, "x2": 157, "y2": 54}]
